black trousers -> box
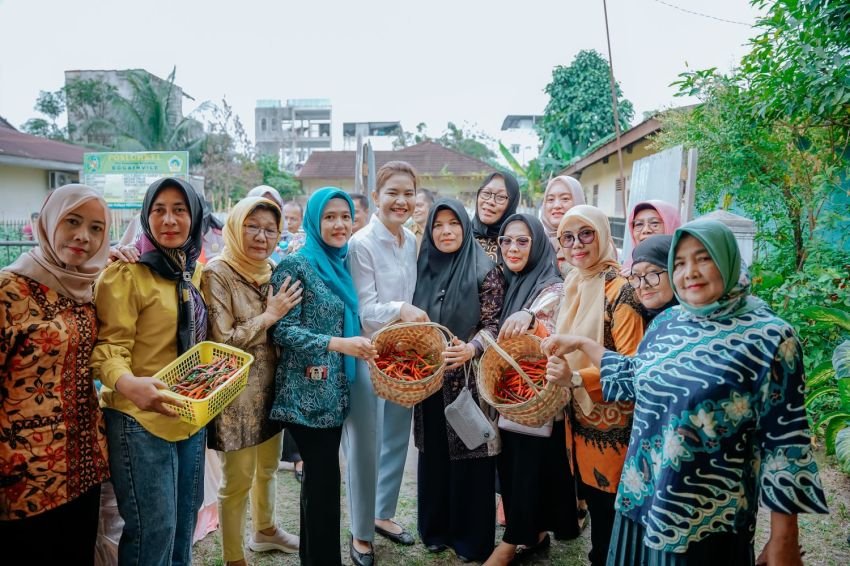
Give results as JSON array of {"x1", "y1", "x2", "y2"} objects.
[
  {"x1": 0, "y1": 483, "x2": 101, "y2": 564},
  {"x1": 281, "y1": 428, "x2": 302, "y2": 462},
  {"x1": 582, "y1": 481, "x2": 617, "y2": 566},
  {"x1": 287, "y1": 423, "x2": 343, "y2": 566}
]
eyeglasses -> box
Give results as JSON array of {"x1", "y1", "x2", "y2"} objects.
[
  {"x1": 632, "y1": 220, "x2": 663, "y2": 232},
  {"x1": 244, "y1": 225, "x2": 280, "y2": 239},
  {"x1": 558, "y1": 229, "x2": 596, "y2": 249},
  {"x1": 478, "y1": 190, "x2": 509, "y2": 205},
  {"x1": 627, "y1": 270, "x2": 668, "y2": 289},
  {"x1": 498, "y1": 236, "x2": 532, "y2": 249}
]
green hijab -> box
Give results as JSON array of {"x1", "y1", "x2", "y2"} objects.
[{"x1": 669, "y1": 219, "x2": 764, "y2": 320}]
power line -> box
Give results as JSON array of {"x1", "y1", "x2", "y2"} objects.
[{"x1": 650, "y1": 0, "x2": 752, "y2": 27}]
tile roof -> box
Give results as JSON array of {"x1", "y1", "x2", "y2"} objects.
[
  {"x1": 297, "y1": 140, "x2": 497, "y2": 179},
  {"x1": 0, "y1": 126, "x2": 86, "y2": 167}
]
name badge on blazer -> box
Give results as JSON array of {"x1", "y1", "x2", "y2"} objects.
[{"x1": 306, "y1": 366, "x2": 328, "y2": 381}]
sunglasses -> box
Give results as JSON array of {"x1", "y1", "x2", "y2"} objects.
[
  {"x1": 559, "y1": 229, "x2": 596, "y2": 249},
  {"x1": 497, "y1": 236, "x2": 532, "y2": 249}
]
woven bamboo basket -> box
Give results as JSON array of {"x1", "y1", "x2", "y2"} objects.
[
  {"x1": 369, "y1": 321, "x2": 453, "y2": 408},
  {"x1": 477, "y1": 333, "x2": 569, "y2": 427}
]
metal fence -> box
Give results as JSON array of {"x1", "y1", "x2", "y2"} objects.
[{"x1": 0, "y1": 240, "x2": 38, "y2": 268}]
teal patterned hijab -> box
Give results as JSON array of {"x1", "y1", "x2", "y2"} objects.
[
  {"x1": 669, "y1": 219, "x2": 764, "y2": 320},
  {"x1": 300, "y1": 187, "x2": 360, "y2": 382}
]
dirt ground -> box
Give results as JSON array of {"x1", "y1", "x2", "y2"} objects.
[{"x1": 193, "y1": 446, "x2": 850, "y2": 565}]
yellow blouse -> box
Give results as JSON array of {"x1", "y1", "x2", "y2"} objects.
[{"x1": 90, "y1": 261, "x2": 203, "y2": 441}]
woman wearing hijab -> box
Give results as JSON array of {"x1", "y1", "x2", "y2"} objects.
[
  {"x1": 552, "y1": 205, "x2": 645, "y2": 566},
  {"x1": 539, "y1": 175, "x2": 585, "y2": 274},
  {"x1": 472, "y1": 171, "x2": 520, "y2": 260},
  {"x1": 626, "y1": 235, "x2": 678, "y2": 323},
  {"x1": 0, "y1": 185, "x2": 111, "y2": 564},
  {"x1": 91, "y1": 177, "x2": 208, "y2": 566},
  {"x1": 543, "y1": 220, "x2": 828, "y2": 565},
  {"x1": 483, "y1": 214, "x2": 579, "y2": 566},
  {"x1": 622, "y1": 200, "x2": 682, "y2": 272},
  {"x1": 201, "y1": 197, "x2": 303, "y2": 566},
  {"x1": 269, "y1": 188, "x2": 376, "y2": 566},
  {"x1": 412, "y1": 198, "x2": 505, "y2": 563}
]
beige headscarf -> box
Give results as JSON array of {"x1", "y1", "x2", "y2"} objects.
[
  {"x1": 4, "y1": 184, "x2": 111, "y2": 303},
  {"x1": 540, "y1": 175, "x2": 586, "y2": 240},
  {"x1": 555, "y1": 205, "x2": 620, "y2": 371},
  {"x1": 214, "y1": 196, "x2": 282, "y2": 285}
]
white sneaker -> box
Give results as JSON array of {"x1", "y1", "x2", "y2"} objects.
[{"x1": 248, "y1": 527, "x2": 299, "y2": 554}]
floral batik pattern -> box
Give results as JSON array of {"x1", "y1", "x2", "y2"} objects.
[
  {"x1": 0, "y1": 272, "x2": 109, "y2": 520},
  {"x1": 601, "y1": 306, "x2": 828, "y2": 553}
]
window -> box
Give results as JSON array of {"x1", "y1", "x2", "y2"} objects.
[
  {"x1": 592, "y1": 185, "x2": 599, "y2": 206},
  {"x1": 614, "y1": 176, "x2": 629, "y2": 216},
  {"x1": 261, "y1": 118, "x2": 267, "y2": 132},
  {"x1": 511, "y1": 144, "x2": 520, "y2": 154},
  {"x1": 319, "y1": 123, "x2": 330, "y2": 137}
]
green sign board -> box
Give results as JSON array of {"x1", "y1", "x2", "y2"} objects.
[{"x1": 83, "y1": 151, "x2": 190, "y2": 208}]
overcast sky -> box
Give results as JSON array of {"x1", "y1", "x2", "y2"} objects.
[{"x1": 0, "y1": 0, "x2": 761, "y2": 148}]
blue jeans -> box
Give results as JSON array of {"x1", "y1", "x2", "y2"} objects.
[{"x1": 104, "y1": 409, "x2": 206, "y2": 566}]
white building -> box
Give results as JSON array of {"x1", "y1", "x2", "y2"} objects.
[
  {"x1": 255, "y1": 99, "x2": 332, "y2": 172},
  {"x1": 342, "y1": 121, "x2": 402, "y2": 151},
  {"x1": 499, "y1": 115, "x2": 541, "y2": 166}
]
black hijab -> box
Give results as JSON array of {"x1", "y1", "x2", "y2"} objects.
[
  {"x1": 138, "y1": 177, "x2": 207, "y2": 354},
  {"x1": 631, "y1": 234, "x2": 678, "y2": 318},
  {"x1": 472, "y1": 172, "x2": 520, "y2": 240},
  {"x1": 413, "y1": 198, "x2": 495, "y2": 341},
  {"x1": 497, "y1": 214, "x2": 563, "y2": 324}
]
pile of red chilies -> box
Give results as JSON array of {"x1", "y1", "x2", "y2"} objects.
[
  {"x1": 493, "y1": 358, "x2": 548, "y2": 404},
  {"x1": 168, "y1": 356, "x2": 240, "y2": 399},
  {"x1": 375, "y1": 348, "x2": 439, "y2": 382}
]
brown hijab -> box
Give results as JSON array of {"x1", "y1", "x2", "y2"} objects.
[{"x1": 4, "y1": 184, "x2": 111, "y2": 303}]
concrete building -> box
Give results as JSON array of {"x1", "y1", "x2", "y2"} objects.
[
  {"x1": 0, "y1": 117, "x2": 85, "y2": 220},
  {"x1": 342, "y1": 121, "x2": 402, "y2": 151},
  {"x1": 255, "y1": 99, "x2": 332, "y2": 172},
  {"x1": 64, "y1": 69, "x2": 192, "y2": 147},
  {"x1": 499, "y1": 115, "x2": 541, "y2": 166},
  {"x1": 297, "y1": 141, "x2": 496, "y2": 201},
  {"x1": 560, "y1": 114, "x2": 663, "y2": 219}
]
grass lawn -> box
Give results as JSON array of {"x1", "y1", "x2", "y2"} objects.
[{"x1": 193, "y1": 447, "x2": 850, "y2": 565}]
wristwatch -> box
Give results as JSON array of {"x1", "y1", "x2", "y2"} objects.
[
  {"x1": 570, "y1": 370, "x2": 584, "y2": 388},
  {"x1": 521, "y1": 308, "x2": 536, "y2": 329}
]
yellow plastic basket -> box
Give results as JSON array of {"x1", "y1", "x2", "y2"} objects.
[{"x1": 156, "y1": 341, "x2": 254, "y2": 427}]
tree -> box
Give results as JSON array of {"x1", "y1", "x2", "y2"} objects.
[
  {"x1": 64, "y1": 77, "x2": 120, "y2": 146},
  {"x1": 393, "y1": 122, "x2": 498, "y2": 164},
  {"x1": 108, "y1": 67, "x2": 207, "y2": 162},
  {"x1": 21, "y1": 89, "x2": 67, "y2": 140},
  {"x1": 658, "y1": 0, "x2": 850, "y2": 274},
  {"x1": 198, "y1": 98, "x2": 263, "y2": 209},
  {"x1": 256, "y1": 154, "x2": 302, "y2": 199},
  {"x1": 538, "y1": 49, "x2": 634, "y2": 173}
]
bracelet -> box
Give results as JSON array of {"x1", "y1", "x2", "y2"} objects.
[{"x1": 570, "y1": 370, "x2": 583, "y2": 388}]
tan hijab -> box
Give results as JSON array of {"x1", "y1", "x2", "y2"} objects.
[
  {"x1": 555, "y1": 205, "x2": 620, "y2": 370},
  {"x1": 215, "y1": 196, "x2": 282, "y2": 285},
  {"x1": 4, "y1": 184, "x2": 110, "y2": 303}
]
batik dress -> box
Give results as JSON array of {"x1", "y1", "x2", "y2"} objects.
[{"x1": 602, "y1": 305, "x2": 828, "y2": 564}]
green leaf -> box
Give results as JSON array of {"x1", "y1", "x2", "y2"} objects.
[
  {"x1": 805, "y1": 384, "x2": 839, "y2": 408},
  {"x1": 833, "y1": 340, "x2": 850, "y2": 380},
  {"x1": 824, "y1": 417, "x2": 850, "y2": 455},
  {"x1": 835, "y1": 427, "x2": 850, "y2": 474},
  {"x1": 498, "y1": 142, "x2": 527, "y2": 179},
  {"x1": 806, "y1": 360, "x2": 836, "y2": 388},
  {"x1": 815, "y1": 410, "x2": 850, "y2": 433},
  {"x1": 801, "y1": 306, "x2": 850, "y2": 331}
]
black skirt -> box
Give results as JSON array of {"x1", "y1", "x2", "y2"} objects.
[
  {"x1": 498, "y1": 419, "x2": 580, "y2": 545},
  {"x1": 607, "y1": 513, "x2": 755, "y2": 566},
  {"x1": 417, "y1": 391, "x2": 496, "y2": 562}
]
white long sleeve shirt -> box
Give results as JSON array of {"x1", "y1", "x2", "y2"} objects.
[{"x1": 347, "y1": 214, "x2": 418, "y2": 337}]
